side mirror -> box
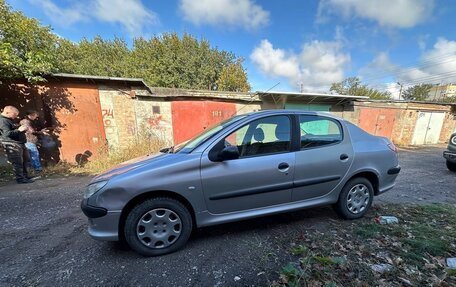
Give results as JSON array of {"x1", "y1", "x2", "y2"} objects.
[{"x1": 218, "y1": 145, "x2": 239, "y2": 161}]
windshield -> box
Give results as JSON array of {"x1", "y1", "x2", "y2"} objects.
[{"x1": 173, "y1": 115, "x2": 247, "y2": 153}]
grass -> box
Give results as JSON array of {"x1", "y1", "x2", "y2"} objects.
[
  {"x1": 274, "y1": 204, "x2": 456, "y2": 286},
  {"x1": 76, "y1": 134, "x2": 167, "y2": 174},
  {"x1": 0, "y1": 134, "x2": 167, "y2": 182}
]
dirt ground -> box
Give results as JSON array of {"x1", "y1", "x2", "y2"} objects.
[{"x1": 0, "y1": 146, "x2": 454, "y2": 286}]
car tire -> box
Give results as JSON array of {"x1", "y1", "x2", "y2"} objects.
[
  {"x1": 124, "y1": 197, "x2": 193, "y2": 256},
  {"x1": 334, "y1": 177, "x2": 374, "y2": 220},
  {"x1": 447, "y1": 160, "x2": 456, "y2": 172}
]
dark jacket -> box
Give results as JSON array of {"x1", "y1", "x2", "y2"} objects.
[{"x1": 0, "y1": 115, "x2": 26, "y2": 144}]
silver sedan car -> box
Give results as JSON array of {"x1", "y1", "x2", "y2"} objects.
[{"x1": 81, "y1": 110, "x2": 400, "y2": 256}]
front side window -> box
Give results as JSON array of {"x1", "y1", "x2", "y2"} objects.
[
  {"x1": 224, "y1": 115, "x2": 291, "y2": 158},
  {"x1": 299, "y1": 115, "x2": 342, "y2": 149},
  {"x1": 174, "y1": 115, "x2": 246, "y2": 153}
]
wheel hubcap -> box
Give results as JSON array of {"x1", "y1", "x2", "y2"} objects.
[
  {"x1": 346, "y1": 184, "x2": 370, "y2": 214},
  {"x1": 136, "y1": 208, "x2": 182, "y2": 249}
]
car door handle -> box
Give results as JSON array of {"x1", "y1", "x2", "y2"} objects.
[
  {"x1": 340, "y1": 154, "x2": 349, "y2": 160},
  {"x1": 278, "y1": 162, "x2": 289, "y2": 171}
]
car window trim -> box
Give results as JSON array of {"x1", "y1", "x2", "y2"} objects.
[
  {"x1": 208, "y1": 114, "x2": 295, "y2": 161},
  {"x1": 296, "y1": 114, "x2": 344, "y2": 151}
]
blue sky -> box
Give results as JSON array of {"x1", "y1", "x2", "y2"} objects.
[{"x1": 8, "y1": 0, "x2": 456, "y2": 97}]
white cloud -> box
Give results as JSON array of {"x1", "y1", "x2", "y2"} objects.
[
  {"x1": 28, "y1": 0, "x2": 158, "y2": 36},
  {"x1": 179, "y1": 0, "x2": 269, "y2": 30},
  {"x1": 250, "y1": 39, "x2": 350, "y2": 92},
  {"x1": 250, "y1": 40, "x2": 300, "y2": 80},
  {"x1": 30, "y1": 0, "x2": 86, "y2": 26},
  {"x1": 362, "y1": 38, "x2": 456, "y2": 86},
  {"x1": 93, "y1": 0, "x2": 158, "y2": 36},
  {"x1": 317, "y1": 0, "x2": 435, "y2": 28}
]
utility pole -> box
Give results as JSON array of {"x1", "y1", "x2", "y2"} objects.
[{"x1": 397, "y1": 82, "x2": 403, "y2": 100}]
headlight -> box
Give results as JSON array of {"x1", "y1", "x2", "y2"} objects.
[
  {"x1": 84, "y1": 181, "x2": 108, "y2": 199},
  {"x1": 451, "y1": 135, "x2": 456, "y2": 145}
]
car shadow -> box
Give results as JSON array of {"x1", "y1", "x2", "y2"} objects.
[
  {"x1": 106, "y1": 206, "x2": 341, "y2": 255},
  {"x1": 191, "y1": 206, "x2": 339, "y2": 240}
]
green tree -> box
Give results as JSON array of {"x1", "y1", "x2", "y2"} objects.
[
  {"x1": 401, "y1": 83, "x2": 433, "y2": 101},
  {"x1": 56, "y1": 36, "x2": 130, "y2": 77},
  {"x1": 1, "y1": 2, "x2": 251, "y2": 91},
  {"x1": 128, "y1": 33, "x2": 242, "y2": 90},
  {"x1": 0, "y1": 0, "x2": 58, "y2": 82},
  {"x1": 217, "y1": 59, "x2": 251, "y2": 92},
  {"x1": 330, "y1": 77, "x2": 391, "y2": 100}
]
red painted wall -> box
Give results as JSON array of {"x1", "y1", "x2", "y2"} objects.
[{"x1": 171, "y1": 101, "x2": 237, "y2": 144}]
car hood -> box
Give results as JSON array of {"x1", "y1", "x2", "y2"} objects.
[{"x1": 90, "y1": 152, "x2": 172, "y2": 183}]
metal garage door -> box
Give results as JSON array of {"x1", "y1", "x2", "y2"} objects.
[
  {"x1": 412, "y1": 112, "x2": 445, "y2": 145},
  {"x1": 359, "y1": 108, "x2": 397, "y2": 140},
  {"x1": 171, "y1": 101, "x2": 237, "y2": 144}
]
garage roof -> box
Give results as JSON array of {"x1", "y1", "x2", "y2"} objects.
[{"x1": 256, "y1": 90, "x2": 369, "y2": 105}]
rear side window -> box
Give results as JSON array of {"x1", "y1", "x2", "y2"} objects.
[{"x1": 299, "y1": 115, "x2": 343, "y2": 149}]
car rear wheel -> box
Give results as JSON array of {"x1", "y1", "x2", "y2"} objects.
[
  {"x1": 334, "y1": 177, "x2": 374, "y2": 219},
  {"x1": 447, "y1": 160, "x2": 456, "y2": 172},
  {"x1": 124, "y1": 197, "x2": 192, "y2": 256}
]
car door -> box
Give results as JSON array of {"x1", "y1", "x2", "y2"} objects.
[
  {"x1": 292, "y1": 115, "x2": 353, "y2": 201},
  {"x1": 200, "y1": 115, "x2": 295, "y2": 214}
]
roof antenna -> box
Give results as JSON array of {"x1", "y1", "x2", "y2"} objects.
[{"x1": 235, "y1": 82, "x2": 280, "y2": 116}]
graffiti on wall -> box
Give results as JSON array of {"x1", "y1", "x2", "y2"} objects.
[
  {"x1": 146, "y1": 114, "x2": 171, "y2": 130},
  {"x1": 101, "y1": 108, "x2": 114, "y2": 127}
]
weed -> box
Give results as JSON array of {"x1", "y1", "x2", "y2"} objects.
[
  {"x1": 280, "y1": 263, "x2": 304, "y2": 287},
  {"x1": 290, "y1": 245, "x2": 308, "y2": 256},
  {"x1": 313, "y1": 256, "x2": 337, "y2": 266},
  {"x1": 355, "y1": 223, "x2": 385, "y2": 238}
]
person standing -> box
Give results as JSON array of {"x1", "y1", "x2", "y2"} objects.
[
  {"x1": 0, "y1": 106, "x2": 33, "y2": 184},
  {"x1": 20, "y1": 110, "x2": 48, "y2": 173}
]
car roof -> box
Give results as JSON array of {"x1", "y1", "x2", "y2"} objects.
[{"x1": 241, "y1": 109, "x2": 344, "y2": 121}]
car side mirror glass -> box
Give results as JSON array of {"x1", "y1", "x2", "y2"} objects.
[{"x1": 219, "y1": 145, "x2": 239, "y2": 161}]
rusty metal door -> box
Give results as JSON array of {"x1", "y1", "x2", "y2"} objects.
[
  {"x1": 45, "y1": 83, "x2": 106, "y2": 163},
  {"x1": 171, "y1": 101, "x2": 237, "y2": 144},
  {"x1": 359, "y1": 108, "x2": 396, "y2": 139}
]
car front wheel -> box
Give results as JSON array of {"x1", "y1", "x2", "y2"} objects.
[
  {"x1": 334, "y1": 177, "x2": 374, "y2": 219},
  {"x1": 124, "y1": 197, "x2": 193, "y2": 256},
  {"x1": 447, "y1": 160, "x2": 456, "y2": 172}
]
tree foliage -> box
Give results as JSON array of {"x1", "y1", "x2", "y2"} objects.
[
  {"x1": 217, "y1": 59, "x2": 251, "y2": 92},
  {"x1": 56, "y1": 37, "x2": 130, "y2": 78},
  {"x1": 401, "y1": 84, "x2": 433, "y2": 101},
  {"x1": 0, "y1": 0, "x2": 58, "y2": 82},
  {"x1": 0, "y1": 2, "x2": 250, "y2": 91},
  {"x1": 127, "y1": 33, "x2": 237, "y2": 89},
  {"x1": 54, "y1": 32, "x2": 249, "y2": 91},
  {"x1": 330, "y1": 77, "x2": 391, "y2": 100}
]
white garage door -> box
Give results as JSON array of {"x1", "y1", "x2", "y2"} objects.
[{"x1": 412, "y1": 112, "x2": 445, "y2": 145}]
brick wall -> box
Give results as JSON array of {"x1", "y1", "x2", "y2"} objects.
[
  {"x1": 440, "y1": 112, "x2": 456, "y2": 143},
  {"x1": 235, "y1": 103, "x2": 261, "y2": 115},
  {"x1": 98, "y1": 86, "x2": 174, "y2": 150},
  {"x1": 134, "y1": 99, "x2": 173, "y2": 145}
]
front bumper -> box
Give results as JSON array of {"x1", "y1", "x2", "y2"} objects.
[
  {"x1": 81, "y1": 199, "x2": 120, "y2": 241},
  {"x1": 443, "y1": 150, "x2": 456, "y2": 163}
]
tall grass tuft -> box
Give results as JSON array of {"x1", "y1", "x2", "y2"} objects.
[
  {"x1": 79, "y1": 133, "x2": 168, "y2": 174},
  {"x1": 37, "y1": 132, "x2": 169, "y2": 177}
]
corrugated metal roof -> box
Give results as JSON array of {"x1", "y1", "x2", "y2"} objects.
[
  {"x1": 51, "y1": 73, "x2": 146, "y2": 83},
  {"x1": 256, "y1": 90, "x2": 369, "y2": 100}
]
